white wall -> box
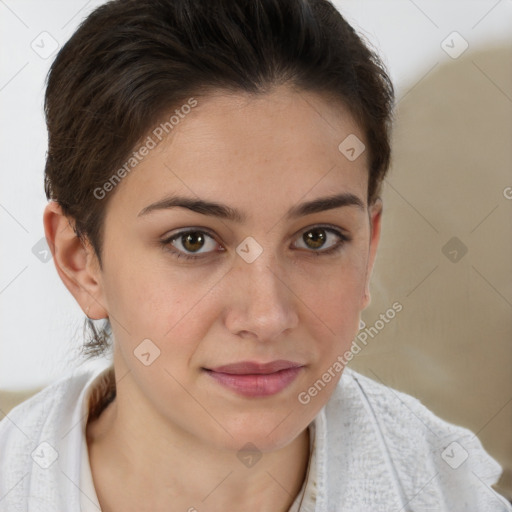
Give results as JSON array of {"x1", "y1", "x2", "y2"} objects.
[{"x1": 1, "y1": 0, "x2": 511, "y2": 390}]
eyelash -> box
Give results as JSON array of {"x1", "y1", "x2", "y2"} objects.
[{"x1": 160, "y1": 225, "x2": 351, "y2": 261}]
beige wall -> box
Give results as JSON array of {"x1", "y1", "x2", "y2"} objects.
[{"x1": 349, "y1": 44, "x2": 512, "y2": 499}]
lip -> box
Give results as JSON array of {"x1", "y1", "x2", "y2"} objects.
[
  {"x1": 204, "y1": 360, "x2": 305, "y2": 397},
  {"x1": 209, "y1": 360, "x2": 303, "y2": 374}
]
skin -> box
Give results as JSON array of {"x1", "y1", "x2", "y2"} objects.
[{"x1": 43, "y1": 85, "x2": 382, "y2": 512}]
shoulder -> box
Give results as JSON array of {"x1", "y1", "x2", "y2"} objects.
[
  {"x1": 0, "y1": 369, "x2": 93, "y2": 441},
  {"x1": 326, "y1": 368, "x2": 511, "y2": 511},
  {"x1": 339, "y1": 368, "x2": 466, "y2": 437},
  {"x1": 0, "y1": 364, "x2": 111, "y2": 510},
  {"x1": 0, "y1": 368, "x2": 96, "y2": 436}
]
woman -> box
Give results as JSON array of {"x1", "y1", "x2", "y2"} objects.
[{"x1": 0, "y1": 0, "x2": 510, "y2": 511}]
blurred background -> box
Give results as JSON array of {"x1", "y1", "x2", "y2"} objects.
[{"x1": 1, "y1": 0, "x2": 511, "y2": 501}]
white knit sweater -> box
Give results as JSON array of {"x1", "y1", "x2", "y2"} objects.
[{"x1": 0, "y1": 362, "x2": 510, "y2": 511}]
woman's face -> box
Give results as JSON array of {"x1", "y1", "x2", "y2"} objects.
[{"x1": 91, "y1": 86, "x2": 381, "y2": 452}]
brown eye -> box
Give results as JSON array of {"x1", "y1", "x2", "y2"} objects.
[
  {"x1": 293, "y1": 225, "x2": 349, "y2": 256},
  {"x1": 161, "y1": 229, "x2": 220, "y2": 260},
  {"x1": 303, "y1": 228, "x2": 327, "y2": 249},
  {"x1": 181, "y1": 232, "x2": 206, "y2": 252}
]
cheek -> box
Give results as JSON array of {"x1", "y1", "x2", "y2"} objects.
[
  {"x1": 296, "y1": 251, "x2": 369, "y2": 362},
  {"x1": 103, "y1": 232, "x2": 368, "y2": 358},
  {"x1": 299, "y1": 249, "x2": 368, "y2": 320},
  {"x1": 308, "y1": 280, "x2": 363, "y2": 358},
  {"x1": 102, "y1": 250, "x2": 227, "y2": 368}
]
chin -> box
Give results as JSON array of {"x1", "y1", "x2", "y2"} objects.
[{"x1": 198, "y1": 407, "x2": 312, "y2": 454}]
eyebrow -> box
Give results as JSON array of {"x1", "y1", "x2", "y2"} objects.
[{"x1": 137, "y1": 192, "x2": 365, "y2": 222}]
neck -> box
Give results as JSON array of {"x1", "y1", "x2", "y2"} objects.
[{"x1": 86, "y1": 369, "x2": 311, "y2": 512}]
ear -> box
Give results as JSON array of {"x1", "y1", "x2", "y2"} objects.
[
  {"x1": 43, "y1": 201, "x2": 108, "y2": 320},
  {"x1": 360, "y1": 197, "x2": 383, "y2": 311}
]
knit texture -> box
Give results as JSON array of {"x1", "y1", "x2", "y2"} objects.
[{"x1": 0, "y1": 364, "x2": 510, "y2": 511}]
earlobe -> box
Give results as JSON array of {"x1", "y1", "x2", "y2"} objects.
[
  {"x1": 43, "y1": 201, "x2": 108, "y2": 320},
  {"x1": 361, "y1": 288, "x2": 371, "y2": 310}
]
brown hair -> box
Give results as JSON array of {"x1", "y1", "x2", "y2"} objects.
[{"x1": 43, "y1": 0, "x2": 395, "y2": 358}]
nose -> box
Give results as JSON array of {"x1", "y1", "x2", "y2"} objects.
[{"x1": 222, "y1": 251, "x2": 299, "y2": 342}]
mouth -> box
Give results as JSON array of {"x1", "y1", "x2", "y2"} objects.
[{"x1": 203, "y1": 360, "x2": 305, "y2": 398}]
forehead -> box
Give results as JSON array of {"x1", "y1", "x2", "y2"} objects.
[{"x1": 105, "y1": 86, "x2": 369, "y2": 221}]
